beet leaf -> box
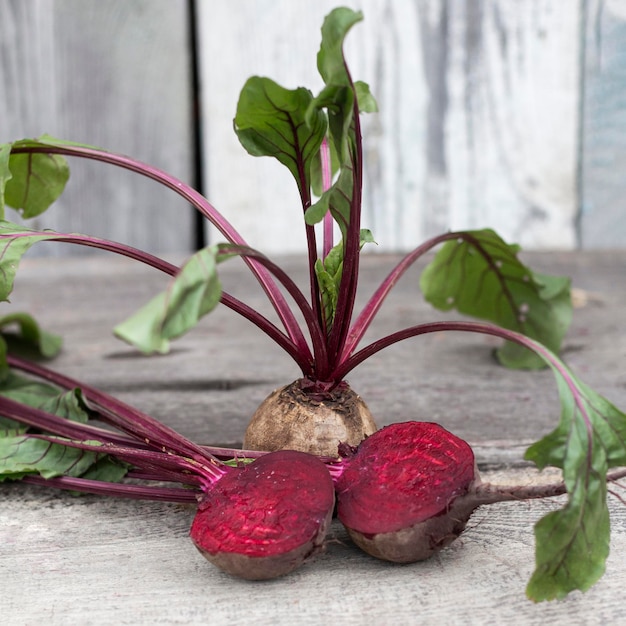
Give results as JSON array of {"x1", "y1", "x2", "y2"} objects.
[
  {"x1": 0, "y1": 311, "x2": 61, "y2": 363},
  {"x1": 0, "y1": 144, "x2": 12, "y2": 216},
  {"x1": 524, "y1": 375, "x2": 626, "y2": 601},
  {"x1": 0, "y1": 222, "x2": 64, "y2": 300},
  {"x1": 0, "y1": 310, "x2": 61, "y2": 382},
  {"x1": 314, "y1": 229, "x2": 375, "y2": 331},
  {"x1": 63, "y1": 455, "x2": 129, "y2": 484},
  {"x1": 0, "y1": 372, "x2": 89, "y2": 421},
  {"x1": 114, "y1": 245, "x2": 223, "y2": 354},
  {"x1": 0, "y1": 370, "x2": 91, "y2": 439},
  {"x1": 234, "y1": 77, "x2": 326, "y2": 199},
  {"x1": 304, "y1": 9, "x2": 376, "y2": 233},
  {"x1": 0, "y1": 436, "x2": 108, "y2": 481},
  {"x1": 0, "y1": 137, "x2": 70, "y2": 218},
  {"x1": 420, "y1": 229, "x2": 572, "y2": 369}
]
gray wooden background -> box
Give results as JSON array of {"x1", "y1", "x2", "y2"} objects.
[{"x1": 1, "y1": 0, "x2": 624, "y2": 256}]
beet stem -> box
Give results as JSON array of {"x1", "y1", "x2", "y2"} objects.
[
  {"x1": 473, "y1": 466, "x2": 626, "y2": 506},
  {"x1": 20, "y1": 474, "x2": 200, "y2": 503},
  {"x1": 7, "y1": 354, "x2": 224, "y2": 475}
]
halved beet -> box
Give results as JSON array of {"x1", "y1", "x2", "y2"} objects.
[
  {"x1": 335, "y1": 421, "x2": 479, "y2": 563},
  {"x1": 190, "y1": 449, "x2": 335, "y2": 580}
]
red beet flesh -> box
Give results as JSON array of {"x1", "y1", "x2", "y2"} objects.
[
  {"x1": 335, "y1": 421, "x2": 478, "y2": 563},
  {"x1": 190, "y1": 450, "x2": 335, "y2": 580}
]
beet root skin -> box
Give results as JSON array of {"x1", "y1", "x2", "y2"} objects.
[
  {"x1": 190, "y1": 449, "x2": 335, "y2": 580},
  {"x1": 335, "y1": 421, "x2": 479, "y2": 563},
  {"x1": 243, "y1": 379, "x2": 377, "y2": 457},
  {"x1": 345, "y1": 495, "x2": 478, "y2": 563}
]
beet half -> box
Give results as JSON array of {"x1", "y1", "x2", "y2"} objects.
[
  {"x1": 334, "y1": 421, "x2": 479, "y2": 563},
  {"x1": 190, "y1": 449, "x2": 335, "y2": 580}
]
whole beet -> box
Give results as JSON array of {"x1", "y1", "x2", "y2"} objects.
[{"x1": 243, "y1": 379, "x2": 377, "y2": 456}]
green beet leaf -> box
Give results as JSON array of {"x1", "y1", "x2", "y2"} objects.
[
  {"x1": 522, "y1": 351, "x2": 626, "y2": 600},
  {"x1": 0, "y1": 143, "x2": 12, "y2": 220},
  {"x1": 305, "y1": 9, "x2": 376, "y2": 233},
  {"x1": 354, "y1": 80, "x2": 378, "y2": 114},
  {"x1": 0, "y1": 371, "x2": 91, "y2": 425},
  {"x1": 526, "y1": 463, "x2": 609, "y2": 601},
  {"x1": 315, "y1": 229, "x2": 375, "y2": 330},
  {"x1": 76, "y1": 455, "x2": 129, "y2": 484},
  {"x1": 420, "y1": 229, "x2": 572, "y2": 369},
  {"x1": 0, "y1": 373, "x2": 76, "y2": 414},
  {"x1": 0, "y1": 436, "x2": 102, "y2": 481},
  {"x1": 314, "y1": 9, "x2": 376, "y2": 155},
  {"x1": 0, "y1": 221, "x2": 67, "y2": 301},
  {"x1": 0, "y1": 372, "x2": 125, "y2": 484},
  {"x1": 316, "y1": 7, "x2": 363, "y2": 87},
  {"x1": 114, "y1": 246, "x2": 222, "y2": 354},
  {"x1": 308, "y1": 81, "x2": 376, "y2": 200},
  {"x1": 305, "y1": 159, "x2": 354, "y2": 233},
  {"x1": 0, "y1": 311, "x2": 62, "y2": 358},
  {"x1": 24, "y1": 134, "x2": 99, "y2": 151},
  {"x1": 0, "y1": 311, "x2": 61, "y2": 382},
  {"x1": 0, "y1": 414, "x2": 28, "y2": 437},
  {"x1": 2, "y1": 140, "x2": 69, "y2": 219},
  {"x1": 304, "y1": 87, "x2": 358, "y2": 235},
  {"x1": 0, "y1": 135, "x2": 104, "y2": 220},
  {"x1": 234, "y1": 76, "x2": 327, "y2": 196}
]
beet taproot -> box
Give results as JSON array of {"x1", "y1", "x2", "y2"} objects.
[
  {"x1": 190, "y1": 449, "x2": 335, "y2": 580},
  {"x1": 243, "y1": 379, "x2": 377, "y2": 456},
  {"x1": 334, "y1": 421, "x2": 479, "y2": 563}
]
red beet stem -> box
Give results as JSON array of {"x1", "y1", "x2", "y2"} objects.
[{"x1": 20, "y1": 474, "x2": 199, "y2": 503}]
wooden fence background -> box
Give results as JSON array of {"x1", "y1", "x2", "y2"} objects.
[{"x1": 1, "y1": 0, "x2": 624, "y2": 256}]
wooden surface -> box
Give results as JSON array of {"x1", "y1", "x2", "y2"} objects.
[
  {"x1": 0, "y1": 0, "x2": 195, "y2": 255},
  {"x1": 199, "y1": 0, "x2": 582, "y2": 253},
  {"x1": 581, "y1": 0, "x2": 626, "y2": 247},
  {"x1": 2, "y1": 251, "x2": 626, "y2": 624},
  {"x1": 2, "y1": 0, "x2": 626, "y2": 256}
]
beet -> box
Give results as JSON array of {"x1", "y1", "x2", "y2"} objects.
[
  {"x1": 243, "y1": 379, "x2": 377, "y2": 456},
  {"x1": 190, "y1": 449, "x2": 335, "y2": 580},
  {"x1": 334, "y1": 421, "x2": 479, "y2": 563}
]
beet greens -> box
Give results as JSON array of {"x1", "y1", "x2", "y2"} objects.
[{"x1": 0, "y1": 6, "x2": 625, "y2": 601}]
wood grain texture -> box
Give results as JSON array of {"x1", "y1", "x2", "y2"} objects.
[
  {"x1": 197, "y1": 0, "x2": 581, "y2": 253},
  {"x1": 3, "y1": 1, "x2": 625, "y2": 254},
  {"x1": 5, "y1": 250, "x2": 626, "y2": 450},
  {"x1": 1, "y1": 252, "x2": 626, "y2": 622},
  {"x1": 0, "y1": 0, "x2": 195, "y2": 255},
  {"x1": 580, "y1": 0, "x2": 626, "y2": 248},
  {"x1": 2, "y1": 474, "x2": 626, "y2": 624}
]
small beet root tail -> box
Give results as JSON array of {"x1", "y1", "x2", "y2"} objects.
[
  {"x1": 335, "y1": 421, "x2": 479, "y2": 563},
  {"x1": 337, "y1": 441, "x2": 358, "y2": 458},
  {"x1": 190, "y1": 450, "x2": 335, "y2": 580}
]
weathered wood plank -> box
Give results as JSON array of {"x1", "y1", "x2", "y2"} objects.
[
  {"x1": 2, "y1": 251, "x2": 626, "y2": 622},
  {"x1": 4, "y1": 0, "x2": 625, "y2": 256},
  {"x1": 580, "y1": 0, "x2": 626, "y2": 248},
  {"x1": 445, "y1": 1, "x2": 581, "y2": 249},
  {"x1": 5, "y1": 250, "x2": 626, "y2": 449},
  {"x1": 0, "y1": 0, "x2": 195, "y2": 255},
  {"x1": 3, "y1": 472, "x2": 626, "y2": 623},
  {"x1": 197, "y1": 0, "x2": 581, "y2": 253}
]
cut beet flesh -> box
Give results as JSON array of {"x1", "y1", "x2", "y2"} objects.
[
  {"x1": 190, "y1": 449, "x2": 335, "y2": 580},
  {"x1": 335, "y1": 422, "x2": 477, "y2": 540}
]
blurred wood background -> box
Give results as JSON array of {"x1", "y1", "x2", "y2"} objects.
[{"x1": 0, "y1": 0, "x2": 624, "y2": 255}]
